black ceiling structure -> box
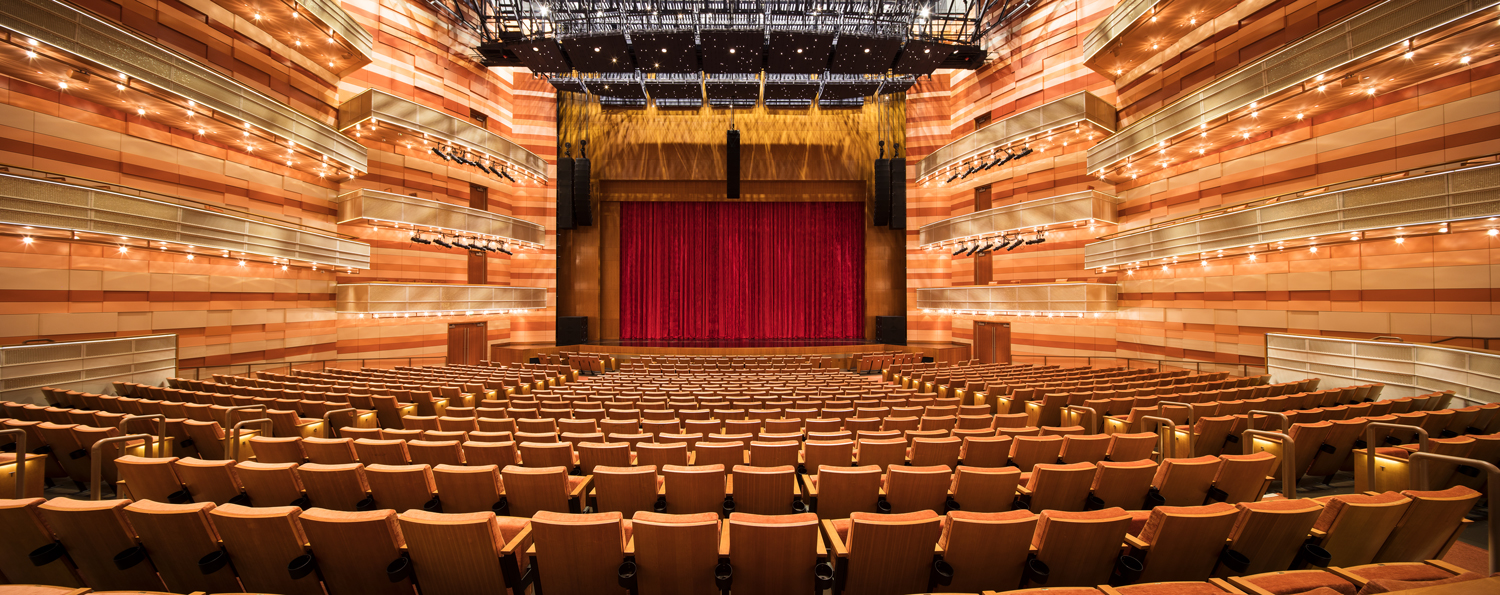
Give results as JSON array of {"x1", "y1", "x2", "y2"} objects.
[{"x1": 430, "y1": 0, "x2": 1034, "y2": 107}]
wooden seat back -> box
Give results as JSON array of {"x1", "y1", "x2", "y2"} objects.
[
  {"x1": 296, "y1": 462, "x2": 371, "y2": 511},
  {"x1": 248, "y1": 436, "x2": 306, "y2": 464},
  {"x1": 1313, "y1": 491, "x2": 1413, "y2": 566},
  {"x1": 1031, "y1": 507, "x2": 1132, "y2": 587},
  {"x1": 732, "y1": 464, "x2": 799, "y2": 515},
  {"x1": 1134, "y1": 502, "x2": 1239, "y2": 582},
  {"x1": 432, "y1": 464, "x2": 505, "y2": 513},
  {"x1": 114, "y1": 455, "x2": 185, "y2": 503},
  {"x1": 941, "y1": 510, "x2": 1038, "y2": 592},
  {"x1": 839, "y1": 510, "x2": 943, "y2": 595},
  {"x1": 463, "y1": 440, "x2": 520, "y2": 467},
  {"x1": 1024, "y1": 462, "x2": 1094, "y2": 512},
  {"x1": 530, "y1": 510, "x2": 629, "y2": 593},
  {"x1": 171, "y1": 458, "x2": 244, "y2": 505},
  {"x1": 951, "y1": 465, "x2": 1021, "y2": 512},
  {"x1": 396, "y1": 509, "x2": 530, "y2": 595},
  {"x1": 855, "y1": 438, "x2": 907, "y2": 471},
  {"x1": 1059, "y1": 434, "x2": 1112, "y2": 464},
  {"x1": 1151, "y1": 455, "x2": 1222, "y2": 506},
  {"x1": 661, "y1": 464, "x2": 728, "y2": 515},
  {"x1": 1105, "y1": 432, "x2": 1157, "y2": 462},
  {"x1": 910, "y1": 437, "x2": 962, "y2": 469},
  {"x1": 363, "y1": 464, "x2": 437, "y2": 512},
  {"x1": 637, "y1": 442, "x2": 689, "y2": 469},
  {"x1": 37, "y1": 498, "x2": 162, "y2": 591},
  {"x1": 520, "y1": 441, "x2": 576, "y2": 470},
  {"x1": 1091, "y1": 460, "x2": 1157, "y2": 510},
  {"x1": 302, "y1": 437, "x2": 358, "y2": 464},
  {"x1": 960, "y1": 435, "x2": 1013, "y2": 468},
  {"x1": 298, "y1": 509, "x2": 418, "y2": 595},
  {"x1": 1009, "y1": 436, "x2": 1064, "y2": 472},
  {"x1": 1223, "y1": 499, "x2": 1324, "y2": 576},
  {"x1": 1212, "y1": 452, "x2": 1276, "y2": 504},
  {"x1": 122, "y1": 500, "x2": 242, "y2": 593},
  {"x1": 631, "y1": 511, "x2": 721, "y2": 594},
  {"x1": 500, "y1": 464, "x2": 570, "y2": 517},
  {"x1": 749, "y1": 440, "x2": 800, "y2": 468},
  {"x1": 206, "y1": 503, "x2": 322, "y2": 595},
  {"x1": 593, "y1": 465, "x2": 660, "y2": 517},
  {"x1": 695, "y1": 441, "x2": 746, "y2": 468},
  {"x1": 884, "y1": 465, "x2": 951, "y2": 514},
  {"x1": 1374, "y1": 486, "x2": 1481, "y2": 563},
  {"x1": 235, "y1": 461, "x2": 306, "y2": 508}
]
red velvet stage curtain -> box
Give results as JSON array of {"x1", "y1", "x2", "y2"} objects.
[{"x1": 621, "y1": 202, "x2": 864, "y2": 340}]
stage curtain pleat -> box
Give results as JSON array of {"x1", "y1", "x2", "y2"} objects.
[{"x1": 621, "y1": 201, "x2": 865, "y2": 341}]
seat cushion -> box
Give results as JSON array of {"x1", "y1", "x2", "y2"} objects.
[
  {"x1": 1242, "y1": 571, "x2": 1356, "y2": 595},
  {"x1": 1357, "y1": 571, "x2": 1481, "y2": 595}
]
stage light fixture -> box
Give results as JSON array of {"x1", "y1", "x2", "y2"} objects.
[
  {"x1": 411, "y1": 231, "x2": 428, "y2": 244},
  {"x1": 431, "y1": 148, "x2": 449, "y2": 161},
  {"x1": 434, "y1": 234, "x2": 453, "y2": 248},
  {"x1": 952, "y1": 243, "x2": 968, "y2": 256},
  {"x1": 501, "y1": 170, "x2": 516, "y2": 182},
  {"x1": 965, "y1": 242, "x2": 983, "y2": 256},
  {"x1": 498, "y1": 242, "x2": 513, "y2": 255},
  {"x1": 1014, "y1": 147, "x2": 1033, "y2": 160},
  {"x1": 945, "y1": 172, "x2": 960, "y2": 184},
  {"x1": 985, "y1": 150, "x2": 1014, "y2": 169}
]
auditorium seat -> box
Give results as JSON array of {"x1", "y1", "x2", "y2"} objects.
[
  {"x1": 302, "y1": 437, "x2": 359, "y2": 464},
  {"x1": 950, "y1": 465, "x2": 1021, "y2": 512},
  {"x1": 1220, "y1": 499, "x2": 1325, "y2": 576},
  {"x1": 113, "y1": 455, "x2": 188, "y2": 503},
  {"x1": 725, "y1": 512, "x2": 830, "y2": 593},
  {"x1": 1107, "y1": 432, "x2": 1159, "y2": 462},
  {"x1": 363, "y1": 463, "x2": 437, "y2": 512},
  {"x1": 942, "y1": 510, "x2": 1039, "y2": 592},
  {"x1": 1127, "y1": 502, "x2": 1240, "y2": 582},
  {"x1": 662, "y1": 464, "x2": 728, "y2": 515},
  {"x1": 1373, "y1": 486, "x2": 1480, "y2": 562},
  {"x1": 750, "y1": 439, "x2": 799, "y2": 467},
  {"x1": 731, "y1": 464, "x2": 801, "y2": 515},
  {"x1": 37, "y1": 498, "x2": 162, "y2": 591},
  {"x1": 519, "y1": 441, "x2": 578, "y2": 472},
  {"x1": 802, "y1": 438, "x2": 854, "y2": 474},
  {"x1": 578, "y1": 441, "x2": 631, "y2": 474},
  {"x1": 120, "y1": 500, "x2": 243, "y2": 593},
  {"x1": 172, "y1": 457, "x2": 248, "y2": 505},
  {"x1": 235, "y1": 460, "x2": 307, "y2": 508},
  {"x1": 1091, "y1": 460, "x2": 1158, "y2": 510},
  {"x1": 695, "y1": 440, "x2": 747, "y2": 469},
  {"x1": 1309, "y1": 492, "x2": 1413, "y2": 567},
  {"x1": 884, "y1": 464, "x2": 951, "y2": 513},
  {"x1": 629, "y1": 511, "x2": 721, "y2": 593},
  {"x1": 353, "y1": 438, "x2": 410, "y2": 465},
  {"x1": 592, "y1": 464, "x2": 661, "y2": 516},
  {"x1": 297, "y1": 463, "x2": 372, "y2": 511},
  {"x1": 1151, "y1": 456, "x2": 1222, "y2": 506},
  {"x1": 855, "y1": 437, "x2": 907, "y2": 471},
  {"x1": 1019, "y1": 462, "x2": 1094, "y2": 512},
  {"x1": 297, "y1": 507, "x2": 414, "y2": 595},
  {"x1": 432, "y1": 463, "x2": 505, "y2": 513},
  {"x1": 637, "y1": 442, "x2": 689, "y2": 469},
  {"x1": 961, "y1": 435, "x2": 1013, "y2": 467},
  {"x1": 1211, "y1": 452, "x2": 1278, "y2": 504},
  {"x1": 529, "y1": 510, "x2": 628, "y2": 592},
  {"x1": 464, "y1": 439, "x2": 520, "y2": 467},
  {"x1": 910, "y1": 436, "x2": 962, "y2": 468},
  {"x1": 1010, "y1": 435, "x2": 1065, "y2": 472},
  {"x1": 500, "y1": 465, "x2": 587, "y2": 516},
  {"x1": 822, "y1": 510, "x2": 943, "y2": 595},
  {"x1": 1060, "y1": 434, "x2": 1112, "y2": 464},
  {"x1": 1031, "y1": 507, "x2": 1133, "y2": 587},
  {"x1": 248, "y1": 435, "x2": 306, "y2": 463},
  {"x1": 396, "y1": 508, "x2": 530, "y2": 595}
]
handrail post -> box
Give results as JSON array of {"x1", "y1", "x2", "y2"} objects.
[
  {"x1": 90, "y1": 434, "x2": 153, "y2": 500},
  {"x1": 118, "y1": 414, "x2": 167, "y2": 457},
  {"x1": 229, "y1": 418, "x2": 272, "y2": 462},
  {"x1": 322, "y1": 408, "x2": 357, "y2": 439},
  {"x1": 1410, "y1": 453, "x2": 1498, "y2": 574},
  {"x1": 1248, "y1": 410, "x2": 1290, "y2": 434},
  {"x1": 1243, "y1": 429, "x2": 1297, "y2": 499},
  {"x1": 1362, "y1": 422, "x2": 1429, "y2": 492},
  {"x1": 1066, "y1": 405, "x2": 1098, "y2": 435},
  {"x1": 0, "y1": 428, "x2": 28, "y2": 498},
  {"x1": 1158, "y1": 401, "x2": 1195, "y2": 457},
  {"x1": 1142, "y1": 415, "x2": 1177, "y2": 461}
]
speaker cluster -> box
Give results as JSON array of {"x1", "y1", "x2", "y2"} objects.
[
  {"x1": 411, "y1": 231, "x2": 514, "y2": 254},
  {"x1": 948, "y1": 230, "x2": 1047, "y2": 257}
]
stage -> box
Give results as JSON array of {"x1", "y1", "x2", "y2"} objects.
[{"x1": 488, "y1": 341, "x2": 971, "y2": 367}]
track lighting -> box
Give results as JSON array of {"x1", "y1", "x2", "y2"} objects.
[
  {"x1": 986, "y1": 151, "x2": 1014, "y2": 169},
  {"x1": 952, "y1": 243, "x2": 968, "y2": 256},
  {"x1": 411, "y1": 231, "x2": 428, "y2": 244},
  {"x1": 965, "y1": 242, "x2": 984, "y2": 256},
  {"x1": 432, "y1": 148, "x2": 449, "y2": 161},
  {"x1": 433, "y1": 234, "x2": 452, "y2": 248},
  {"x1": 498, "y1": 242, "x2": 513, "y2": 255}
]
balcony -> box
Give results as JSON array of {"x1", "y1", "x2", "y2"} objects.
[
  {"x1": 917, "y1": 91, "x2": 1117, "y2": 185},
  {"x1": 1266, "y1": 333, "x2": 1500, "y2": 401},
  {"x1": 0, "y1": 0, "x2": 367, "y2": 178},
  {"x1": 1081, "y1": 0, "x2": 1245, "y2": 80},
  {"x1": 918, "y1": 190, "x2": 1118, "y2": 249},
  {"x1": 915, "y1": 283, "x2": 1120, "y2": 316},
  {"x1": 338, "y1": 89, "x2": 548, "y2": 184},
  {"x1": 203, "y1": 0, "x2": 373, "y2": 76},
  {"x1": 0, "y1": 167, "x2": 371, "y2": 270},
  {"x1": 0, "y1": 335, "x2": 176, "y2": 403},
  {"x1": 338, "y1": 189, "x2": 547, "y2": 248},
  {"x1": 1087, "y1": 0, "x2": 1500, "y2": 179},
  {"x1": 1083, "y1": 157, "x2": 1500, "y2": 271},
  {"x1": 336, "y1": 283, "x2": 549, "y2": 317}
]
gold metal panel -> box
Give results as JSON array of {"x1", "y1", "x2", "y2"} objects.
[
  {"x1": 336, "y1": 188, "x2": 546, "y2": 246},
  {"x1": 337, "y1": 89, "x2": 547, "y2": 180},
  {"x1": 914, "y1": 283, "x2": 1120, "y2": 314},
  {"x1": 917, "y1": 92, "x2": 1118, "y2": 180},
  {"x1": 335, "y1": 283, "x2": 547, "y2": 314},
  {"x1": 919, "y1": 190, "x2": 1119, "y2": 246}
]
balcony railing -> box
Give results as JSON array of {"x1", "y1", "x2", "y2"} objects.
[
  {"x1": 336, "y1": 283, "x2": 549, "y2": 316},
  {"x1": 338, "y1": 89, "x2": 548, "y2": 182},
  {"x1": 917, "y1": 91, "x2": 1117, "y2": 182},
  {"x1": 0, "y1": 0, "x2": 367, "y2": 175},
  {"x1": 916, "y1": 283, "x2": 1120, "y2": 314},
  {"x1": 918, "y1": 190, "x2": 1118, "y2": 248},
  {"x1": 203, "y1": 0, "x2": 373, "y2": 76},
  {"x1": 338, "y1": 189, "x2": 547, "y2": 246}
]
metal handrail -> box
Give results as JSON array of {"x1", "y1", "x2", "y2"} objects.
[
  {"x1": 322, "y1": 408, "x2": 356, "y2": 439},
  {"x1": 1242, "y1": 429, "x2": 1298, "y2": 499},
  {"x1": 118, "y1": 414, "x2": 167, "y2": 458},
  {"x1": 229, "y1": 419, "x2": 272, "y2": 462},
  {"x1": 1065, "y1": 405, "x2": 1098, "y2": 435},
  {"x1": 1158, "y1": 401, "x2": 1195, "y2": 457},
  {"x1": 1409, "y1": 453, "x2": 1498, "y2": 574},
  {"x1": 1006, "y1": 355, "x2": 1266, "y2": 378},
  {"x1": 1248, "y1": 410, "x2": 1290, "y2": 434},
  {"x1": 90, "y1": 434, "x2": 154, "y2": 500},
  {"x1": 0, "y1": 429, "x2": 27, "y2": 498},
  {"x1": 1363, "y1": 422, "x2": 1429, "y2": 491},
  {"x1": 1142, "y1": 415, "x2": 1177, "y2": 460}
]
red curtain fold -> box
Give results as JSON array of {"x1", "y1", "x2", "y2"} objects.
[{"x1": 621, "y1": 201, "x2": 865, "y2": 340}]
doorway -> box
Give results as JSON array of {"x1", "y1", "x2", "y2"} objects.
[
  {"x1": 448, "y1": 322, "x2": 487, "y2": 365},
  {"x1": 974, "y1": 321, "x2": 1011, "y2": 364}
]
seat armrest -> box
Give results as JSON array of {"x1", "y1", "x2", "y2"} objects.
[
  {"x1": 501, "y1": 523, "x2": 533, "y2": 557},
  {"x1": 1124, "y1": 534, "x2": 1150, "y2": 550},
  {"x1": 718, "y1": 523, "x2": 731, "y2": 556},
  {"x1": 820, "y1": 519, "x2": 848, "y2": 558},
  {"x1": 570, "y1": 475, "x2": 594, "y2": 498}
]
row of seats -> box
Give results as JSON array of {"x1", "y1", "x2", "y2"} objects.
[{"x1": 0, "y1": 483, "x2": 1479, "y2": 595}]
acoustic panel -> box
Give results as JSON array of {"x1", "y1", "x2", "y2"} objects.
[
  {"x1": 893, "y1": 40, "x2": 957, "y2": 75},
  {"x1": 631, "y1": 31, "x2": 700, "y2": 72},
  {"x1": 768, "y1": 32, "x2": 834, "y2": 74},
  {"x1": 828, "y1": 35, "x2": 902, "y2": 74},
  {"x1": 506, "y1": 38, "x2": 572, "y2": 73},
  {"x1": 561, "y1": 34, "x2": 634, "y2": 72},
  {"x1": 701, "y1": 29, "x2": 766, "y2": 73}
]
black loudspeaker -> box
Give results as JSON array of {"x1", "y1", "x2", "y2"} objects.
[
  {"x1": 726, "y1": 129, "x2": 740, "y2": 199},
  {"x1": 557, "y1": 156, "x2": 575, "y2": 230},
  {"x1": 574, "y1": 155, "x2": 592, "y2": 226},
  {"x1": 890, "y1": 157, "x2": 906, "y2": 229},
  {"x1": 557, "y1": 316, "x2": 588, "y2": 346},
  {"x1": 875, "y1": 316, "x2": 906, "y2": 346},
  {"x1": 873, "y1": 158, "x2": 891, "y2": 226}
]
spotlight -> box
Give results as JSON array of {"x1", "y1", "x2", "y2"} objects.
[
  {"x1": 1014, "y1": 147, "x2": 1034, "y2": 160},
  {"x1": 952, "y1": 244, "x2": 968, "y2": 256},
  {"x1": 985, "y1": 151, "x2": 1015, "y2": 169},
  {"x1": 434, "y1": 234, "x2": 453, "y2": 248},
  {"x1": 945, "y1": 172, "x2": 960, "y2": 184},
  {"x1": 498, "y1": 242, "x2": 513, "y2": 255},
  {"x1": 454, "y1": 236, "x2": 470, "y2": 249},
  {"x1": 965, "y1": 242, "x2": 984, "y2": 256},
  {"x1": 431, "y1": 148, "x2": 450, "y2": 161},
  {"x1": 500, "y1": 170, "x2": 516, "y2": 183},
  {"x1": 411, "y1": 231, "x2": 428, "y2": 244}
]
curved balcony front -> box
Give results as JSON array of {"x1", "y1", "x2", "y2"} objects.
[
  {"x1": 338, "y1": 189, "x2": 547, "y2": 248},
  {"x1": 336, "y1": 283, "x2": 549, "y2": 316},
  {"x1": 919, "y1": 190, "x2": 1118, "y2": 248},
  {"x1": 916, "y1": 283, "x2": 1120, "y2": 315},
  {"x1": 916, "y1": 91, "x2": 1118, "y2": 184},
  {"x1": 338, "y1": 89, "x2": 549, "y2": 183}
]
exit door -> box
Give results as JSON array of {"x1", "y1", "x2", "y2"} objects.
[
  {"x1": 974, "y1": 321, "x2": 1012, "y2": 364},
  {"x1": 448, "y1": 322, "x2": 487, "y2": 365}
]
